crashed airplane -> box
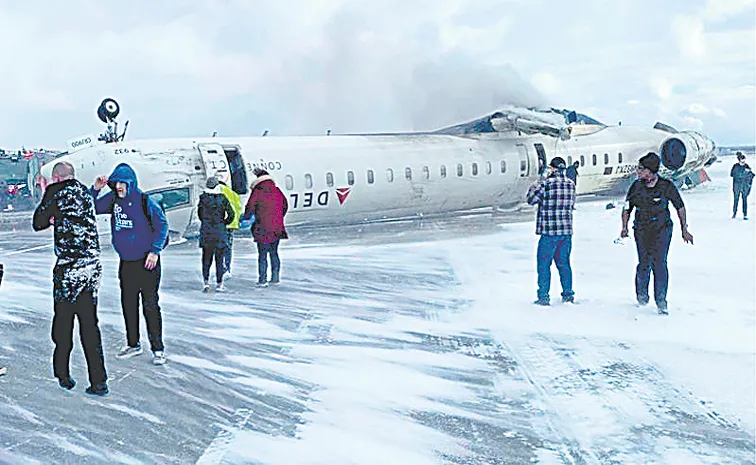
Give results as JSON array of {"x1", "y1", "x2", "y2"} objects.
[{"x1": 33, "y1": 99, "x2": 716, "y2": 239}]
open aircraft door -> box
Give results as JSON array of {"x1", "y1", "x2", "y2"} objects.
[
  {"x1": 197, "y1": 143, "x2": 231, "y2": 185},
  {"x1": 516, "y1": 144, "x2": 530, "y2": 177}
]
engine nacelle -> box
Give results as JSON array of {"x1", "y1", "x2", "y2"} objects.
[
  {"x1": 660, "y1": 137, "x2": 687, "y2": 170},
  {"x1": 658, "y1": 130, "x2": 716, "y2": 185}
]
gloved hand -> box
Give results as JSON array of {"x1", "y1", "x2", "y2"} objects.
[{"x1": 240, "y1": 215, "x2": 255, "y2": 230}]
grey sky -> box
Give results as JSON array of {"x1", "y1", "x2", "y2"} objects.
[{"x1": 0, "y1": 0, "x2": 753, "y2": 149}]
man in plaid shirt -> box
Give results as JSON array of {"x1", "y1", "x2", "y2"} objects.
[{"x1": 526, "y1": 156, "x2": 576, "y2": 305}]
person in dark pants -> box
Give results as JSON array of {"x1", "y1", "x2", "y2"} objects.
[
  {"x1": 218, "y1": 179, "x2": 242, "y2": 278},
  {"x1": 565, "y1": 161, "x2": 579, "y2": 185},
  {"x1": 730, "y1": 152, "x2": 753, "y2": 219},
  {"x1": 32, "y1": 161, "x2": 108, "y2": 395},
  {"x1": 198, "y1": 176, "x2": 235, "y2": 292},
  {"x1": 241, "y1": 168, "x2": 289, "y2": 287},
  {"x1": 621, "y1": 152, "x2": 694, "y2": 315},
  {"x1": 90, "y1": 163, "x2": 169, "y2": 365},
  {"x1": 526, "y1": 157, "x2": 576, "y2": 305}
]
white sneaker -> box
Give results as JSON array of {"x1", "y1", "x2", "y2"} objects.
[
  {"x1": 152, "y1": 350, "x2": 166, "y2": 365},
  {"x1": 116, "y1": 343, "x2": 143, "y2": 359},
  {"x1": 256, "y1": 282, "x2": 268, "y2": 288},
  {"x1": 202, "y1": 281, "x2": 211, "y2": 293},
  {"x1": 216, "y1": 282, "x2": 226, "y2": 292},
  {"x1": 224, "y1": 272, "x2": 232, "y2": 281}
]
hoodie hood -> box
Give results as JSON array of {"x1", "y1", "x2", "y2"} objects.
[
  {"x1": 107, "y1": 163, "x2": 140, "y2": 197},
  {"x1": 205, "y1": 185, "x2": 223, "y2": 195}
]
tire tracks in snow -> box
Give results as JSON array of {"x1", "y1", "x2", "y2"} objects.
[{"x1": 446, "y1": 239, "x2": 754, "y2": 464}]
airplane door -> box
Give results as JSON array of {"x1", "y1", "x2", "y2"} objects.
[
  {"x1": 533, "y1": 143, "x2": 547, "y2": 176},
  {"x1": 516, "y1": 144, "x2": 529, "y2": 177},
  {"x1": 197, "y1": 143, "x2": 231, "y2": 184}
]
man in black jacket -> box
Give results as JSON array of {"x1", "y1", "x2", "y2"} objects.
[
  {"x1": 32, "y1": 161, "x2": 108, "y2": 396},
  {"x1": 620, "y1": 153, "x2": 694, "y2": 315},
  {"x1": 730, "y1": 152, "x2": 753, "y2": 219}
]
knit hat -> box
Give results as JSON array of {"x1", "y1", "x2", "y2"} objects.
[
  {"x1": 638, "y1": 152, "x2": 660, "y2": 174},
  {"x1": 736, "y1": 151, "x2": 745, "y2": 160},
  {"x1": 206, "y1": 176, "x2": 219, "y2": 189},
  {"x1": 549, "y1": 157, "x2": 566, "y2": 169}
]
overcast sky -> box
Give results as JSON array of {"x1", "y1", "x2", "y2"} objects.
[{"x1": 0, "y1": 0, "x2": 753, "y2": 149}]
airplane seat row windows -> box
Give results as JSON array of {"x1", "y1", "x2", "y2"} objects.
[
  {"x1": 569, "y1": 152, "x2": 625, "y2": 170},
  {"x1": 282, "y1": 160, "x2": 512, "y2": 191}
]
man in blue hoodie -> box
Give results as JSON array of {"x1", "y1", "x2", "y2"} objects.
[{"x1": 90, "y1": 163, "x2": 169, "y2": 365}]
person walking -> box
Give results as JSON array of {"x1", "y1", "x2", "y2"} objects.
[
  {"x1": 198, "y1": 176, "x2": 235, "y2": 292},
  {"x1": 526, "y1": 157, "x2": 576, "y2": 306},
  {"x1": 565, "y1": 160, "x2": 579, "y2": 186},
  {"x1": 90, "y1": 163, "x2": 169, "y2": 365},
  {"x1": 730, "y1": 152, "x2": 753, "y2": 219},
  {"x1": 218, "y1": 179, "x2": 242, "y2": 278},
  {"x1": 620, "y1": 152, "x2": 694, "y2": 314},
  {"x1": 240, "y1": 168, "x2": 288, "y2": 286},
  {"x1": 33, "y1": 161, "x2": 108, "y2": 395}
]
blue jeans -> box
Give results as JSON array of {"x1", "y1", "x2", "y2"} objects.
[
  {"x1": 257, "y1": 240, "x2": 280, "y2": 283},
  {"x1": 634, "y1": 226, "x2": 673, "y2": 307},
  {"x1": 733, "y1": 184, "x2": 748, "y2": 217},
  {"x1": 536, "y1": 235, "x2": 574, "y2": 301}
]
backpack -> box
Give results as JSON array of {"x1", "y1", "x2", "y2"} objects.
[{"x1": 142, "y1": 193, "x2": 171, "y2": 250}]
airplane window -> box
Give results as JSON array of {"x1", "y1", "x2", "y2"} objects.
[
  {"x1": 618, "y1": 152, "x2": 623, "y2": 163},
  {"x1": 405, "y1": 167, "x2": 412, "y2": 180},
  {"x1": 472, "y1": 163, "x2": 478, "y2": 176},
  {"x1": 520, "y1": 160, "x2": 527, "y2": 172},
  {"x1": 500, "y1": 160, "x2": 506, "y2": 173},
  {"x1": 457, "y1": 164, "x2": 463, "y2": 177},
  {"x1": 387, "y1": 168, "x2": 394, "y2": 182},
  {"x1": 146, "y1": 187, "x2": 190, "y2": 211},
  {"x1": 326, "y1": 172, "x2": 334, "y2": 187},
  {"x1": 347, "y1": 170, "x2": 355, "y2": 186},
  {"x1": 567, "y1": 156, "x2": 572, "y2": 165},
  {"x1": 592, "y1": 154, "x2": 597, "y2": 166},
  {"x1": 305, "y1": 173, "x2": 313, "y2": 189},
  {"x1": 486, "y1": 161, "x2": 492, "y2": 174},
  {"x1": 440, "y1": 165, "x2": 447, "y2": 178},
  {"x1": 580, "y1": 155, "x2": 585, "y2": 167},
  {"x1": 285, "y1": 175, "x2": 294, "y2": 191},
  {"x1": 367, "y1": 170, "x2": 374, "y2": 184},
  {"x1": 422, "y1": 166, "x2": 430, "y2": 179},
  {"x1": 604, "y1": 153, "x2": 609, "y2": 165}
]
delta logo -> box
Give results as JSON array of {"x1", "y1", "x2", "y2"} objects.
[{"x1": 336, "y1": 187, "x2": 352, "y2": 205}]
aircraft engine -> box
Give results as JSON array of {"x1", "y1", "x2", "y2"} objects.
[{"x1": 660, "y1": 137, "x2": 687, "y2": 170}]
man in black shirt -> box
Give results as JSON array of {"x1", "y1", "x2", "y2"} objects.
[
  {"x1": 730, "y1": 152, "x2": 753, "y2": 219},
  {"x1": 620, "y1": 152, "x2": 694, "y2": 314}
]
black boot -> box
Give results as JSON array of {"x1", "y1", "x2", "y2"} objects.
[
  {"x1": 85, "y1": 382, "x2": 108, "y2": 396},
  {"x1": 58, "y1": 377, "x2": 75, "y2": 390}
]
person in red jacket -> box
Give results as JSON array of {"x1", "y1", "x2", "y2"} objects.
[{"x1": 241, "y1": 168, "x2": 288, "y2": 286}]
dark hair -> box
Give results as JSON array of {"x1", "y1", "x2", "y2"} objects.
[
  {"x1": 737, "y1": 151, "x2": 745, "y2": 160},
  {"x1": 253, "y1": 167, "x2": 269, "y2": 177},
  {"x1": 549, "y1": 157, "x2": 566, "y2": 169},
  {"x1": 638, "y1": 152, "x2": 660, "y2": 174}
]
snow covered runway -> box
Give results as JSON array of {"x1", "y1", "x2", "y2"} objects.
[{"x1": 0, "y1": 161, "x2": 753, "y2": 464}]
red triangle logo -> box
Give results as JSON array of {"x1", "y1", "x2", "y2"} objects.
[{"x1": 336, "y1": 187, "x2": 352, "y2": 205}]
